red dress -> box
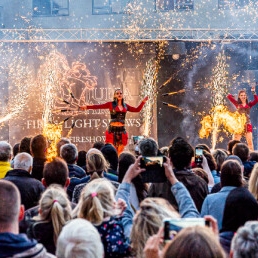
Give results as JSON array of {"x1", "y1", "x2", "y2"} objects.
[{"x1": 227, "y1": 94, "x2": 258, "y2": 133}]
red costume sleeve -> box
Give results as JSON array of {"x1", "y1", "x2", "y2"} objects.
[
  {"x1": 86, "y1": 102, "x2": 112, "y2": 110},
  {"x1": 126, "y1": 100, "x2": 146, "y2": 112},
  {"x1": 227, "y1": 94, "x2": 238, "y2": 108},
  {"x1": 248, "y1": 94, "x2": 258, "y2": 108}
]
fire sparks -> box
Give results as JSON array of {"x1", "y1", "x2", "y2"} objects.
[
  {"x1": 43, "y1": 123, "x2": 63, "y2": 161},
  {"x1": 199, "y1": 105, "x2": 246, "y2": 139},
  {"x1": 141, "y1": 58, "x2": 159, "y2": 136}
]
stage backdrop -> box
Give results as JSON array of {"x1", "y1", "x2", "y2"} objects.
[
  {"x1": 0, "y1": 42, "x2": 157, "y2": 151},
  {"x1": 0, "y1": 41, "x2": 258, "y2": 151}
]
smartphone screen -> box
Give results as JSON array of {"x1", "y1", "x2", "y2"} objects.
[
  {"x1": 195, "y1": 147, "x2": 203, "y2": 164},
  {"x1": 164, "y1": 218, "x2": 207, "y2": 241},
  {"x1": 140, "y1": 156, "x2": 167, "y2": 183},
  {"x1": 133, "y1": 136, "x2": 144, "y2": 144}
]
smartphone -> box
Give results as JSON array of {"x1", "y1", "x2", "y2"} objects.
[
  {"x1": 163, "y1": 218, "x2": 210, "y2": 242},
  {"x1": 132, "y1": 135, "x2": 144, "y2": 145},
  {"x1": 140, "y1": 156, "x2": 167, "y2": 183},
  {"x1": 195, "y1": 147, "x2": 203, "y2": 165}
]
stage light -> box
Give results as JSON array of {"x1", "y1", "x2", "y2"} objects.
[
  {"x1": 172, "y1": 53, "x2": 180, "y2": 60},
  {"x1": 165, "y1": 41, "x2": 186, "y2": 60}
]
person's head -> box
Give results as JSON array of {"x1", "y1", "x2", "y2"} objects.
[
  {"x1": 220, "y1": 160, "x2": 243, "y2": 188},
  {"x1": 118, "y1": 151, "x2": 136, "y2": 183},
  {"x1": 138, "y1": 137, "x2": 159, "y2": 157},
  {"x1": 56, "y1": 138, "x2": 71, "y2": 157},
  {"x1": 12, "y1": 143, "x2": 20, "y2": 157},
  {"x1": 231, "y1": 221, "x2": 258, "y2": 258},
  {"x1": 86, "y1": 148, "x2": 109, "y2": 177},
  {"x1": 249, "y1": 151, "x2": 258, "y2": 162},
  {"x1": 237, "y1": 89, "x2": 248, "y2": 104},
  {"x1": 13, "y1": 152, "x2": 33, "y2": 173},
  {"x1": 163, "y1": 226, "x2": 226, "y2": 258},
  {"x1": 60, "y1": 143, "x2": 78, "y2": 164},
  {"x1": 30, "y1": 134, "x2": 47, "y2": 159},
  {"x1": 221, "y1": 187, "x2": 258, "y2": 233},
  {"x1": 38, "y1": 184, "x2": 72, "y2": 245},
  {"x1": 212, "y1": 149, "x2": 228, "y2": 172},
  {"x1": 192, "y1": 167, "x2": 209, "y2": 184},
  {"x1": 92, "y1": 141, "x2": 105, "y2": 150},
  {"x1": 118, "y1": 151, "x2": 147, "y2": 203},
  {"x1": 42, "y1": 157, "x2": 70, "y2": 188},
  {"x1": 203, "y1": 150, "x2": 217, "y2": 171},
  {"x1": 19, "y1": 137, "x2": 32, "y2": 154},
  {"x1": 232, "y1": 143, "x2": 249, "y2": 162},
  {"x1": 168, "y1": 137, "x2": 194, "y2": 170},
  {"x1": 248, "y1": 163, "x2": 258, "y2": 201},
  {"x1": 113, "y1": 88, "x2": 124, "y2": 103},
  {"x1": 227, "y1": 140, "x2": 241, "y2": 155},
  {"x1": 100, "y1": 143, "x2": 118, "y2": 171},
  {"x1": 0, "y1": 180, "x2": 24, "y2": 233},
  {"x1": 56, "y1": 218, "x2": 104, "y2": 258},
  {"x1": 131, "y1": 198, "x2": 179, "y2": 258},
  {"x1": 0, "y1": 141, "x2": 12, "y2": 162},
  {"x1": 77, "y1": 178, "x2": 116, "y2": 225},
  {"x1": 196, "y1": 143, "x2": 211, "y2": 153},
  {"x1": 159, "y1": 146, "x2": 169, "y2": 157},
  {"x1": 77, "y1": 150, "x2": 87, "y2": 168}
]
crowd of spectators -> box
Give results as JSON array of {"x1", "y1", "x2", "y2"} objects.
[{"x1": 0, "y1": 134, "x2": 258, "y2": 257}]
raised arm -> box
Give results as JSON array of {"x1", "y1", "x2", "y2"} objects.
[
  {"x1": 79, "y1": 102, "x2": 112, "y2": 111},
  {"x1": 115, "y1": 156, "x2": 146, "y2": 238},
  {"x1": 163, "y1": 157, "x2": 200, "y2": 218},
  {"x1": 126, "y1": 96, "x2": 148, "y2": 112},
  {"x1": 227, "y1": 94, "x2": 238, "y2": 108},
  {"x1": 249, "y1": 94, "x2": 258, "y2": 108}
]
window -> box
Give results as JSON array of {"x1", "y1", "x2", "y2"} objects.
[
  {"x1": 92, "y1": 0, "x2": 130, "y2": 14},
  {"x1": 218, "y1": 0, "x2": 256, "y2": 9},
  {"x1": 33, "y1": 0, "x2": 69, "y2": 17},
  {"x1": 156, "y1": 0, "x2": 194, "y2": 11}
]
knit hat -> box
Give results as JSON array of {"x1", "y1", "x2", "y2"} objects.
[{"x1": 220, "y1": 187, "x2": 258, "y2": 233}]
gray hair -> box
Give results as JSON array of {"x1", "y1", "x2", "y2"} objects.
[
  {"x1": 138, "y1": 137, "x2": 159, "y2": 156},
  {"x1": 13, "y1": 152, "x2": 33, "y2": 172},
  {"x1": 56, "y1": 218, "x2": 104, "y2": 258},
  {"x1": 0, "y1": 141, "x2": 12, "y2": 162},
  {"x1": 60, "y1": 143, "x2": 78, "y2": 164},
  {"x1": 231, "y1": 221, "x2": 258, "y2": 258}
]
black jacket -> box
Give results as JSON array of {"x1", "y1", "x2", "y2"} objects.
[
  {"x1": 31, "y1": 157, "x2": 47, "y2": 181},
  {"x1": 4, "y1": 169, "x2": 45, "y2": 210},
  {"x1": 148, "y1": 168, "x2": 209, "y2": 212}
]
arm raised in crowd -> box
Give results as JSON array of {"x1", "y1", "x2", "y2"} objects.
[{"x1": 163, "y1": 157, "x2": 200, "y2": 218}]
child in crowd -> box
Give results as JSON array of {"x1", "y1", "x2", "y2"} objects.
[
  {"x1": 75, "y1": 178, "x2": 131, "y2": 257},
  {"x1": 27, "y1": 184, "x2": 72, "y2": 254}
]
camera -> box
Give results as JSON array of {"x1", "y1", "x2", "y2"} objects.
[
  {"x1": 163, "y1": 218, "x2": 210, "y2": 242},
  {"x1": 195, "y1": 147, "x2": 203, "y2": 165},
  {"x1": 140, "y1": 156, "x2": 167, "y2": 183},
  {"x1": 132, "y1": 135, "x2": 144, "y2": 145}
]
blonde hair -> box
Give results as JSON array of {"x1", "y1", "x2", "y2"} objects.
[
  {"x1": 56, "y1": 218, "x2": 104, "y2": 258},
  {"x1": 37, "y1": 184, "x2": 72, "y2": 245},
  {"x1": 86, "y1": 148, "x2": 109, "y2": 175},
  {"x1": 248, "y1": 163, "x2": 258, "y2": 201},
  {"x1": 77, "y1": 178, "x2": 116, "y2": 225},
  {"x1": 130, "y1": 198, "x2": 179, "y2": 258}
]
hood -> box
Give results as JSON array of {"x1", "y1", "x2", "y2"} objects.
[{"x1": 0, "y1": 233, "x2": 37, "y2": 257}]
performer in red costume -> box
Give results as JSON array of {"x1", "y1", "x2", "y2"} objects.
[
  {"x1": 227, "y1": 83, "x2": 258, "y2": 150},
  {"x1": 79, "y1": 88, "x2": 148, "y2": 155}
]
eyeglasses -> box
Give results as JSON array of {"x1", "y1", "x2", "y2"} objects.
[{"x1": 116, "y1": 92, "x2": 123, "y2": 95}]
